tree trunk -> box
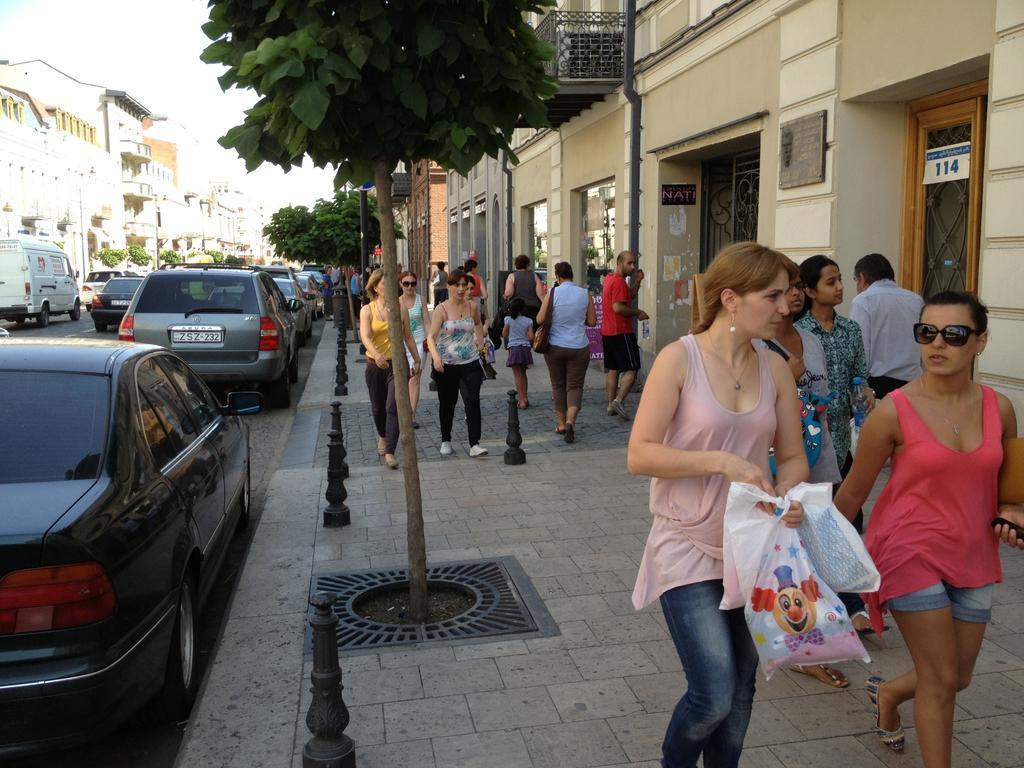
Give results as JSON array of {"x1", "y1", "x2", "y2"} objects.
[{"x1": 372, "y1": 158, "x2": 428, "y2": 624}]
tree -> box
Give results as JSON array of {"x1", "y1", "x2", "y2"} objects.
[
  {"x1": 264, "y1": 190, "x2": 401, "y2": 267},
  {"x1": 225, "y1": 254, "x2": 243, "y2": 265},
  {"x1": 263, "y1": 204, "x2": 317, "y2": 264},
  {"x1": 127, "y1": 245, "x2": 151, "y2": 268},
  {"x1": 96, "y1": 248, "x2": 126, "y2": 269},
  {"x1": 161, "y1": 249, "x2": 183, "y2": 264},
  {"x1": 205, "y1": 0, "x2": 555, "y2": 622}
]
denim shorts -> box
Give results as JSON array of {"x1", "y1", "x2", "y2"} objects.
[{"x1": 887, "y1": 581, "x2": 994, "y2": 624}]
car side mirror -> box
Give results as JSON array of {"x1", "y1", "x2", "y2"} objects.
[
  {"x1": 287, "y1": 298, "x2": 302, "y2": 312},
  {"x1": 225, "y1": 391, "x2": 262, "y2": 416}
]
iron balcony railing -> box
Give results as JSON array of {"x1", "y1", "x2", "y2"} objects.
[{"x1": 535, "y1": 11, "x2": 626, "y2": 81}]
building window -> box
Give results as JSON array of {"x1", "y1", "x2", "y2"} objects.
[
  {"x1": 580, "y1": 181, "x2": 616, "y2": 290},
  {"x1": 525, "y1": 202, "x2": 548, "y2": 271}
]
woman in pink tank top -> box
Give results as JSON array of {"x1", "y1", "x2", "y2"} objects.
[
  {"x1": 836, "y1": 291, "x2": 1024, "y2": 764},
  {"x1": 627, "y1": 243, "x2": 810, "y2": 768}
]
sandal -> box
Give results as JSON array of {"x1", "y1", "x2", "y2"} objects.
[
  {"x1": 793, "y1": 664, "x2": 849, "y2": 688},
  {"x1": 564, "y1": 423, "x2": 575, "y2": 444},
  {"x1": 866, "y1": 676, "x2": 905, "y2": 752},
  {"x1": 853, "y1": 611, "x2": 888, "y2": 636},
  {"x1": 555, "y1": 426, "x2": 566, "y2": 435},
  {"x1": 377, "y1": 436, "x2": 387, "y2": 456},
  {"x1": 518, "y1": 400, "x2": 529, "y2": 409}
]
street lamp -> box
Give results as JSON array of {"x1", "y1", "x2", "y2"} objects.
[
  {"x1": 2, "y1": 203, "x2": 13, "y2": 237},
  {"x1": 76, "y1": 167, "x2": 96, "y2": 279}
]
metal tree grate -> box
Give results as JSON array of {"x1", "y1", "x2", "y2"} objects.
[{"x1": 311, "y1": 558, "x2": 547, "y2": 652}]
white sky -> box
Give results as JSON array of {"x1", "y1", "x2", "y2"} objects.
[{"x1": 0, "y1": 0, "x2": 337, "y2": 210}]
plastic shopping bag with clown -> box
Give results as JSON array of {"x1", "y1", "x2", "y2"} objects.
[{"x1": 721, "y1": 483, "x2": 870, "y2": 679}]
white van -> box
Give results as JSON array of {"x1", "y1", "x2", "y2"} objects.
[{"x1": 0, "y1": 237, "x2": 81, "y2": 327}]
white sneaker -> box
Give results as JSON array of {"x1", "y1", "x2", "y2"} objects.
[
  {"x1": 469, "y1": 444, "x2": 489, "y2": 458},
  {"x1": 439, "y1": 441, "x2": 453, "y2": 456}
]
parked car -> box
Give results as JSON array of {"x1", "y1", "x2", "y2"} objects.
[
  {"x1": 0, "y1": 340, "x2": 261, "y2": 758},
  {"x1": 91, "y1": 276, "x2": 144, "y2": 332},
  {"x1": 295, "y1": 271, "x2": 326, "y2": 318},
  {"x1": 0, "y1": 327, "x2": 9, "y2": 337},
  {"x1": 81, "y1": 269, "x2": 141, "y2": 312},
  {"x1": 272, "y1": 276, "x2": 313, "y2": 345},
  {"x1": 120, "y1": 265, "x2": 301, "y2": 408},
  {"x1": 0, "y1": 237, "x2": 81, "y2": 327}
]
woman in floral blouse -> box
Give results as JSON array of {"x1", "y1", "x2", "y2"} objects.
[{"x1": 796, "y1": 254, "x2": 875, "y2": 631}]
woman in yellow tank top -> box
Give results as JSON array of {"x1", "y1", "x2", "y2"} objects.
[{"x1": 359, "y1": 269, "x2": 421, "y2": 468}]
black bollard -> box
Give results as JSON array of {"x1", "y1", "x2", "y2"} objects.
[
  {"x1": 324, "y1": 427, "x2": 351, "y2": 527},
  {"x1": 303, "y1": 592, "x2": 356, "y2": 768},
  {"x1": 329, "y1": 401, "x2": 349, "y2": 480},
  {"x1": 332, "y1": 287, "x2": 344, "y2": 329},
  {"x1": 504, "y1": 389, "x2": 526, "y2": 465},
  {"x1": 334, "y1": 333, "x2": 348, "y2": 397}
]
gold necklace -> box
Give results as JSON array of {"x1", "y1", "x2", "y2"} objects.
[{"x1": 707, "y1": 333, "x2": 753, "y2": 390}]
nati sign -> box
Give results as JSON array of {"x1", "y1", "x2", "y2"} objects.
[
  {"x1": 661, "y1": 183, "x2": 696, "y2": 206},
  {"x1": 923, "y1": 142, "x2": 970, "y2": 185}
]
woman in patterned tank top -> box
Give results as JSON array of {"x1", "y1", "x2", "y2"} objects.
[{"x1": 426, "y1": 268, "x2": 489, "y2": 458}]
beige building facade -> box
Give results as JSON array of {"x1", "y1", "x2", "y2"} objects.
[{"x1": 512, "y1": 0, "x2": 1024, "y2": 420}]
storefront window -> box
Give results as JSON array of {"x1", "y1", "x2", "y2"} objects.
[
  {"x1": 526, "y1": 202, "x2": 548, "y2": 272},
  {"x1": 581, "y1": 181, "x2": 615, "y2": 290}
]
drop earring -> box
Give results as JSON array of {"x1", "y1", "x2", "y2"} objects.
[{"x1": 729, "y1": 313, "x2": 736, "y2": 333}]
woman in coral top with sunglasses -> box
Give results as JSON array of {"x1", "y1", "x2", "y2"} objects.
[{"x1": 835, "y1": 290, "x2": 1024, "y2": 765}]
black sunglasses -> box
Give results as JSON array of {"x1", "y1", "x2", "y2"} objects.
[
  {"x1": 401, "y1": 281, "x2": 416, "y2": 287},
  {"x1": 913, "y1": 323, "x2": 979, "y2": 347}
]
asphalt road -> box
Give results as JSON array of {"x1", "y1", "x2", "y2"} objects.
[{"x1": 3, "y1": 311, "x2": 326, "y2": 767}]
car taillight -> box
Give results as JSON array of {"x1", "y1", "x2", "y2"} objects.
[
  {"x1": 119, "y1": 314, "x2": 135, "y2": 341},
  {"x1": 258, "y1": 316, "x2": 279, "y2": 350},
  {"x1": 0, "y1": 563, "x2": 117, "y2": 634},
  {"x1": 24, "y1": 282, "x2": 31, "y2": 296},
  {"x1": 83, "y1": 285, "x2": 93, "y2": 294},
  {"x1": 91, "y1": 295, "x2": 103, "y2": 308}
]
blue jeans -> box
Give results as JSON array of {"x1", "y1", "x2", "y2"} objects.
[{"x1": 659, "y1": 580, "x2": 758, "y2": 768}]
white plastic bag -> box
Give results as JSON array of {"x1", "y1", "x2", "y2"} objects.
[
  {"x1": 791, "y1": 483, "x2": 880, "y2": 593},
  {"x1": 721, "y1": 483, "x2": 870, "y2": 679}
]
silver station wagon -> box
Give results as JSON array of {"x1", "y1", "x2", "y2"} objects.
[{"x1": 118, "y1": 265, "x2": 300, "y2": 408}]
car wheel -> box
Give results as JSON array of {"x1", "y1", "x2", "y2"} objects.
[
  {"x1": 69, "y1": 300, "x2": 81, "y2": 321},
  {"x1": 153, "y1": 570, "x2": 198, "y2": 721},
  {"x1": 94, "y1": 319, "x2": 107, "y2": 332},
  {"x1": 267, "y1": 367, "x2": 291, "y2": 409},
  {"x1": 236, "y1": 460, "x2": 251, "y2": 531},
  {"x1": 37, "y1": 304, "x2": 50, "y2": 328},
  {"x1": 288, "y1": 349, "x2": 299, "y2": 383}
]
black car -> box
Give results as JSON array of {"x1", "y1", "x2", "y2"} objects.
[
  {"x1": 0, "y1": 340, "x2": 261, "y2": 758},
  {"x1": 91, "y1": 276, "x2": 143, "y2": 332}
]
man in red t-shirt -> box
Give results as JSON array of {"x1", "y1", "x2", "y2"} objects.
[
  {"x1": 465, "y1": 258, "x2": 488, "y2": 323},
  {"x1": 601, "y1": 250, "x2": 647, "y2": 420}
]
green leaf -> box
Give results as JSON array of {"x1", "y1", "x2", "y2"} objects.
[
  {"x1": 200, "y1": 40, "x2": 233, "y2": 64},
  {"x1": 264, "y1": 58, "x2": 304, "y2": 87},
  {"x1": 342, "y1": 30, "x2": 372, "y2": 69},
  {"x1": 323, "y1": 53, "x2": 360, "y2": 80},
  {"x1": 399, "y1": 82, "x2": 428, "y2": 119},
  {"x1": 417, "y1": 24, "x2": 445, "y2": 57},
  {"x1": 291, "y1": 81, "x2": 330, "y2": 129},
  {"x1": 450, "y1": 126, "x2": 467, "y2": 150},
  {"x1": 201, "y1": 19, "x2": 228, "y2": 40},
  {"x1": 265, "y1": 0, "x2": 287, "y2": 22}
]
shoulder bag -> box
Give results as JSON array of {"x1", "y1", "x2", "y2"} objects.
[{"x1": 532, "y1": 283, "x2": 556, "y2": 353}]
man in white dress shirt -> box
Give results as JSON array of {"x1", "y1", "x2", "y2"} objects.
[{"x1": 850, "y1": 253, "x2": 924, "y2": 399}]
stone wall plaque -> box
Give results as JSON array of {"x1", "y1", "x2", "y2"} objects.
[{"x1": 779, "y1": 111, "x2": 827, "y2": 189}]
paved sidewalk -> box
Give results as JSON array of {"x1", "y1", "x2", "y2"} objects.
[{"x1": 176, "y1": 322, "x2": 1024, "y2": 768}]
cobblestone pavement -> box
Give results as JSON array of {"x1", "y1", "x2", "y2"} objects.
[{"x1": 179, "y1": 322, "x2": 1024, "y2": 768}]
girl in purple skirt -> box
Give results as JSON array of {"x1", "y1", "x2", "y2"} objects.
[{"x1": 503, "y1": 297, "x2": 534, "y2": 409}]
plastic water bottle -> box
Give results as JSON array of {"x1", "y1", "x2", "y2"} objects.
[{"x1": 851, "y1": 376, "x2": 870, "y2": 428}]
